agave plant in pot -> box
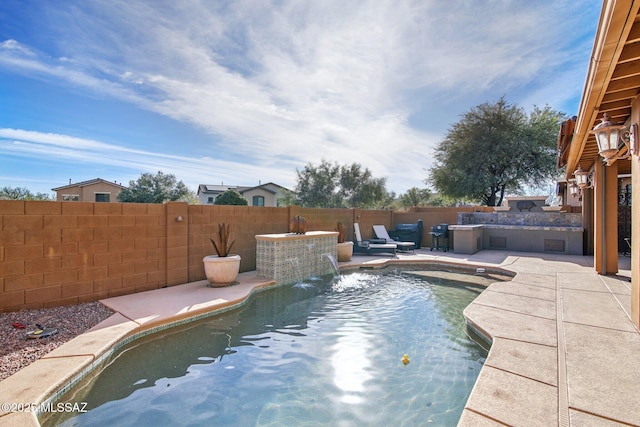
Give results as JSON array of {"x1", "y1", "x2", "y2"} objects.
[
  {"x1": 335, "y1": 222, "x2": 353, "y2": 262},
  {"x1": 203, "y1": 223, "x2": 241, "y2": 287}
]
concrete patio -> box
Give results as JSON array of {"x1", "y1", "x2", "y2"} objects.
[{"x1": 0, "y1": 249, "x2": 637, "y2": 426}]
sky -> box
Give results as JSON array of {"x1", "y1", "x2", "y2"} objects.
[{"x1": 0, "y1": 0, "x2": 602, "y2": 197}]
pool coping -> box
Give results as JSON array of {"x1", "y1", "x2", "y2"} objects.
[{"x1": 0, "y1": 249, "x2": 637, "y2": 426}]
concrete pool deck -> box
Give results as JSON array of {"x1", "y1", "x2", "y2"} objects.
[{"x1": 0, "y1": 249, "x2": 637, "y2": 426}]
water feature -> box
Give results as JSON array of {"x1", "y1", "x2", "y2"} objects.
[
  {"x1": 285, "y1": 258, "x2": 304, "y2": 284},
  {"x1": 303, "y1": 243, "x2": 319, "y2": 280},
  {"x1": 255, "y1": 231, "x2": 338, "y2": 284},
  {"x1": 321, "y1": 252, "x2": 340, "y2": 278},
  {"x1": 45, "y1": 268, "x2": 499, "y2": 427}
]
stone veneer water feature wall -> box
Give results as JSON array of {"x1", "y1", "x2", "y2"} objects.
[
  {"x1": 255, "y1": 231, "x2": 339, "y2": 284},
  {"x1": 450, "y1": 212, "x2": 583, "y2": 255},
  {"x1": 457, "y1": 211, "x2": 583, "y2": 227}
]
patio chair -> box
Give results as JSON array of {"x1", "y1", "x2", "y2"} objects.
[
  {"x1": 353, "y1": 223, "x2": 397, "y2": 256},
  {"x1": 372, "y1": 225, "x2": 415, "y2": 252}
]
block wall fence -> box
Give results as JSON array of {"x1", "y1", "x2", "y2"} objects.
[{"x1": 0, "y1": 200, "x2": 486, "y2": 312}]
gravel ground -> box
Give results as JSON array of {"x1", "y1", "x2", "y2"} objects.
[{"x1": 0, "y1": 302, "x2": 114, "y2": 382}]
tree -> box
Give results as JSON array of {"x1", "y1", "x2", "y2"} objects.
[
  {"x1": 398, "y1": 187, "x2": 432, "y2": 209},
  {"x1": 295, "y1": 160, "x2": 341, "y2": 208},
  {"x1": 117, "y1": 171, "x2": 193, "y2": 203},
  {"x1": 214, "y1": 189, "x2": 248, "y2": 205},
  {"x1": 338, "y1": 163, "x2": 389, "y2": 208},
  {"x1": 428, "y1": 98, "x2": 565, "y2": 206},
  {"x1": 276, "y1": 189, "x2": 298, "y2": 207},
  {"x1": 0, "y1": 186, "x2": 52, "y2": 200},
  {"x1": 294, "y1": 160, "x2": 391, "y2": 208}
]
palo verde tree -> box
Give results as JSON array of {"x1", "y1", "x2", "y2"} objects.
[
  {"x1": 428, "y1": 98, "x2": 565, "y2": 206},
  {"x1": 294, "y1": 160, "x2": 391, "y2": 208},
  {"x1": 117, "y1": 171, "x2": 193, "y2": 203}
]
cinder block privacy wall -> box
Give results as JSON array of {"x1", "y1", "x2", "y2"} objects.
[{"x1": 0, "y1": 200, "x2": 481, "y2": 312}]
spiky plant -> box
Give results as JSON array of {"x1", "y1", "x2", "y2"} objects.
[{"x1": 210, "y1": 223, "x2": 236, "y2": 257}]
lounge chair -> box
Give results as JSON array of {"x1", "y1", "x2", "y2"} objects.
[
  {"x1": 373, "y1": 225, "x2": 415, "y2": 252},
  {"x1": 353, "y1": 223, "x2": 397, "y2": 256}
]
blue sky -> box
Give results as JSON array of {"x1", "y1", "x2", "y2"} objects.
[{"x1": 0, "y1": 1, "x2": 601, "y2": 196}]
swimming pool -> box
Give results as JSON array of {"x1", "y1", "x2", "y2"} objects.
[{"x1": 46, "y1": 268, "x2": 500, "y2": 426}]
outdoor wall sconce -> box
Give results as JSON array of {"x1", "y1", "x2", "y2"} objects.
[
  {"x1": 568, "y1": 180, "x2": 579, "y2": 197},
  {"x1": 573, "y1": 165, "x2": 592, "y2": 189},
  {"x1": 590, "y1": 113, "x2": 635, "y2": 166},
  {"x1": 630, "y1": 123, "x2": 638, "y2": 157}
]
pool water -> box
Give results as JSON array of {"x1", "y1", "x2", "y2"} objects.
[{"x1": 48, "y1": 268, "x2": 495, "y2": 426}]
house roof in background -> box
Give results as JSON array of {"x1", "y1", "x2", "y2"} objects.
[
  {"x1": 52, "y1": 178, "x2": 127, "y2": 191},
  {"x1": 197, "y1": 182, "x2": 291, "y2": 196}
]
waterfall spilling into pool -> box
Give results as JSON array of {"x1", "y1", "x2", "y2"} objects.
[
  {"x1": 255, "y1": 231, "x2": 339, "y2": 284},
  {"x1": 322, "y1": 253, "x2": 340, "y2": 278},
  {"x1": 43, "y1": 267, "x2": 505, "y2": 427},
  {"x1": 285, "y1": 257, "x2": 304, "y2": 284},
  {"x1": 304, "y1": 243, "x2": 318, "y2": 279},
  {"x1": 287, "y1": 253, "x2": 340, "y2": 286}
]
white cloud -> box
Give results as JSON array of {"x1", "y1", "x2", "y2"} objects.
[
  {"x1": 0, "y1": 0, "x2": 600, "y2": 194},
  {"x1": 0, "y1": 39, "x2": 36, "y2": 56},
  {"x1": 0, "y1": 128, "x2": 294, "y2": 191}
]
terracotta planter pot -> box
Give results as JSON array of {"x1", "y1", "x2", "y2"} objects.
[
  {"x1": 337, "y1": 241, "x2": 353, "y2": 262},
  {"x1": 203, "y1": 254, "x2": 241, "y2": 287}
]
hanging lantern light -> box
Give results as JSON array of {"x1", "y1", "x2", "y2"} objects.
[
  {"x1": 590, "y1": 113, "x2": 631, "y2": 166},
  {"x1": 568, "y1": 180, "x2": 579, "y2": 197},
  {"x1": 573, "y1": 165, "x2": 591, "y2": 189}
]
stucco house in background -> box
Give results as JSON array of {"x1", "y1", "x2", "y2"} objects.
[
  {"x1": 197, "y1": 182, "x2": 291, "y2": 206},
  {"x1": 52, "y1": 178, "x2": 127, "y2": 202}
]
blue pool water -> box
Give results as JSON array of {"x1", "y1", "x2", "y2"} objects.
[{"x1": 48, "y1": 268, "x2": 495, "y2": 426}]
